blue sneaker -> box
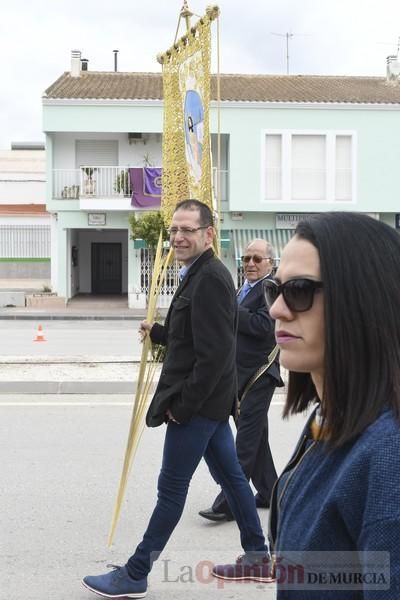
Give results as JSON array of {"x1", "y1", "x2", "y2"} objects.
[{"x1": 82, "y1": 564, "x2": 147, "y2": 598}]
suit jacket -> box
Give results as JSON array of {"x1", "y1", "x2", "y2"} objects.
[
  {"x1": 236, "y1": 276, "x2": 282, "y2": 391},
  {"x1": 146, "y1": 248, "x2": 238, "y2": 427}
]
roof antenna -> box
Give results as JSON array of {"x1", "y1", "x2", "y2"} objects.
[
  {"x1": 271, "y1": 32, "x2": 294, "y2": 74},
  {"x1": 271, "y1": 31, "x2": 311, "y2": 74}
]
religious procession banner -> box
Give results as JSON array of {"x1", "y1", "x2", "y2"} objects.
[{"x1": 159, "y1": 5, "x2": 219, "y2": 226}]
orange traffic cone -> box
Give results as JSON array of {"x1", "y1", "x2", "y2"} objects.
[{"x1": 34, "y1": 324, "x2": 46, "y2": 342}]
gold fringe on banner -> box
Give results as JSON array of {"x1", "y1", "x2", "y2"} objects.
[{"x1": 158, "y1": 6, "x2": 219, "y2": 227}]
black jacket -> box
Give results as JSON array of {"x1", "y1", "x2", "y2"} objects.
[
  {"x1": 146, "y1": 248, "x2": 238, "y2": 427},
  {"x1": 236, "y1": 277, "x2": 282, "y2": 391}
]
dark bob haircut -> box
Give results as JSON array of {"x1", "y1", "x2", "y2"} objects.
[
  {"x1": 284, "y1": 212, "x2": 400, "y2": 447},
  {"x1": 174, "y1": 199, "x2": 214, "y2": 228}
]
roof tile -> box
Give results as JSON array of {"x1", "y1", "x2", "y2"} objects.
[
  {"x1": 0, "y1": 204, "x2": 48, "y2": 215},
  {"x1": 44, "y1": 72, "x2": 400, "y2": 104}
]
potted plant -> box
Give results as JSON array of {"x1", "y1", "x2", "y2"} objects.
[
  {"x1": 114, "y1": 170, "x2": 130, "y2": 195},
  {"x1": 128, "y1": 211, "x2": 168, "y2": 250},
  {"x1": 82, "y1": 167, "x2": 96, "y2": 195},
  {"x1": 129, "y1": 211, "x2": 169, "y2": 310}
]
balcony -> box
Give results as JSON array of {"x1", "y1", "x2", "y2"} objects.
[
  {"x1": 52, "y1": 166, "x2": 229, "y2": 211},
  {"x1": 52, "y1": 166, "x2": 133, "y2": 211}
]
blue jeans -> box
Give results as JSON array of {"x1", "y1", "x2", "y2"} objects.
[{"x1": 127, "y1": 415, "x2": 268, "y2": 579}]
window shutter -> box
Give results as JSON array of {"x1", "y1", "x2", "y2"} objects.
[{"x1": 76, "y1": 140, "x2": 118, "y2": 168}]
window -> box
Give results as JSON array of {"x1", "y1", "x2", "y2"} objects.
[
  {"x1": 263, "y1": 131, "x2": 355, "y2": 203},
  {"x1": 291, "y1": 135, "x2": 326, "y2": 201},
  {"x1": 265, "y1": 135, "x2": 282, "y2": 200},
  {"x1": 335, "y1": 135, "x2": 352, "y2": 201},
  {"x1": 75, "y1": 140, "x2": 118, "y2": 168},
  {"x1": 211, "y1": 134, "x2": 230, "y2": 203}
]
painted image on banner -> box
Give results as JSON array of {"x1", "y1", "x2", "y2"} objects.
[{"x1": 179, "y1": 51, "x2": 205, "y2": 188}]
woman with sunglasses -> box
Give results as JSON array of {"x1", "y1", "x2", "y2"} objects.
[{"x1": 263, "y1": 212, "x2": 400, "y2": 598}]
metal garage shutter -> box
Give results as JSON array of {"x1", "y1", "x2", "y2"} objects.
[
  {"x1": 0, "y1": 224, "x2": 50, "y2": 258},
  {"x1": 75, "y1": 140, "x2": 118, "y2": 167}
]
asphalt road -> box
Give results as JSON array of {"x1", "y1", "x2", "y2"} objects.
[
  {"x1": 1, "y1": 394, "x2": 307, "y2": 600},
  {"x1": 0, "y1": 320, "x2": 143, "y2": 358}
]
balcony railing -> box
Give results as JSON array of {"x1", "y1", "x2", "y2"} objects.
[
  {"x1": 52, "y1": 167, "x2": 133, "y2": 200},
  {"x1": 52, "y1": 166, "x2": 229, "y2": 202}
]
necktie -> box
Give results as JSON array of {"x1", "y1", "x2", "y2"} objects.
[{"x1": 237, "y1": 281, "x2": 251, "y2": 304}]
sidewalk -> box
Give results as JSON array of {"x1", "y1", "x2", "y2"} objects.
[
  {"x1": 0, "y1": 280, "x2": 164, "y2": 320},
  {"x1": 0, "y1": 305, "x2": 146, "y2": 320},
  {"x1": 0, "y1": 292, "x2": 164, "y2": 320},
  {"x1": 0, "y1": 358, "x2": 143, "y2": 394},
  {"x1": 0, "y1": 355, "x2": 288, "y2": 396}
]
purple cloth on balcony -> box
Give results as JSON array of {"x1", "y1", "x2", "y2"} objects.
[{"x1": 129, "y1": 167, "x2": 162, "y2": 208}]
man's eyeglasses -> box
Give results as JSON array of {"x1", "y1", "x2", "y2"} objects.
[
  {"x1": 263, "y1": 278, "x2": 323, "y2": 312},
  {"x1": 167, "y1": 226, "x2": 209, "y2": 236},
  {"x1": 241, "y1": 254, "x2": 272, "y2": 264}
]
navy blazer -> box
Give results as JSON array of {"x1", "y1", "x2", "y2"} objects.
[
  {"x1": 236, "y1": 276, "x2": 282, "y2": 391},
  {"x1": 146, "y1": 248, "x2": 238, "y2": 427}
]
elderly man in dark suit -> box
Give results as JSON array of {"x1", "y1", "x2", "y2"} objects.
[
  {"x1": 82, "y1": 201, "x2": 272, "y2": 599},
  {"x1": 199, "y1": 238, "x2": 282, "y2": 523}
]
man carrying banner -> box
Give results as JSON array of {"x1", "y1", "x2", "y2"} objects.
[
  {"x1": 82, "y1": 200, "x2": 273, "y2": 598},
  {"x1": 199, "y1": 238, "x2": 283, "y2": 523}
]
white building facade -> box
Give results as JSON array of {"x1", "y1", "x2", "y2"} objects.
[
  {"x1": 43, "y1": 51, "x2": 400, "y2": 306},
  {"x1": 0, "y1": 143, "x2": 50, "y2": 280}
]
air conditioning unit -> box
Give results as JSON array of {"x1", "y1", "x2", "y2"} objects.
[{"x1": 128, "y1": 132, "x2": 144, "y2": 144}]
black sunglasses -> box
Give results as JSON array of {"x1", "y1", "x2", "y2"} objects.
[{"x1": 263, "y1": 278, "x2": 323, "y2": 312}]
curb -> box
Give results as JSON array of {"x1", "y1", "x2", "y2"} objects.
[
  {"x1": 0, "y1": 308, "x2": 168, "y2": 321},
  {"x1": 0, "y1": 356, "x2": 141, "y2": 364},
  {"x1": 0, "y1": 381, "x2": 287, "y2": 396},
  {"x1": 0, "y1": 381, "x2": 136, "y2": 394}
]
